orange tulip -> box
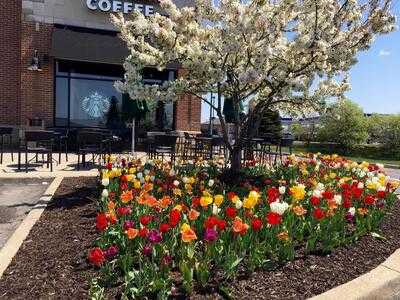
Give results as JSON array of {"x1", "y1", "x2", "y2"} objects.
[
  {"x1": 159, "y1": 196, "x2": 172, "y2": 208},
  {"x1": 232, "y1": 217, "x2": 249, "y2": 235},
  {"x1": 121, "y1": 190, "x2": 133, "y2": 203},
  {"x1": 107, "y1": 211, "x2": 117, "y2": 224},
  {"x1": 145, "y1": 195, "x2": 158, "y2": 207},
  {"x1": 143, "y1": 182, "x2": 153, "y2": 192},
  {"x1": 107, "y1": 200, "x2": 116, "y2": 211},
  {"x1": 277, "y1": 231, "x2": 289, "y2": 241},
  {"x1": 292, "y1": 205, "x2": 307, "y2": 216},
  {"x1": 327, "y1": 199, "x2": 338, "y2": 210},
  {"x1": 358, "y1": 207, "x2": 369, "y2": 215},
  {"x1": 188, "y1": 209, "x2": 200, "y2": 221},
  {"x1": 181, "y1": 223, "x2": 197, "y2": 242},
  {"x1": 125, "y1": 228, "x2": 139, "y2": 240}
]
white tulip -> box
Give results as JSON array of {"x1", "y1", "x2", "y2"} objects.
[
  {"x1": 279, "y1": 186, "x2": 286, "y2": 194},
  {"x1": 334, "y1": 194, "x2": 342, "y2": 205},
  {"x1": 235, "y1": 199, "x2": 243, "y2": 209},
  {"x1": 212, "y1": 204, "x2": 220, "y2": 215},
  {"x1": 270, "y1": 201, "x2": 289, "y2": 215},
  {"x1": 348, "y1": 207, "x2": 356, "y2": 216},
  {"x1": 101, "y1": 178, "x2": 109, "y2": 187}
]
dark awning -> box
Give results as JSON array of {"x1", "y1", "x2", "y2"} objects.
[{"x1": 50, "y1": 27, "x2": 129, "y2": 65}]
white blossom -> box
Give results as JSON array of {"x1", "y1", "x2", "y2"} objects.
[{"x1": 113, "y1": 0, "x2": 395, "y2": 156}]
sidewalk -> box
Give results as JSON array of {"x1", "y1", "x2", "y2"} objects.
[
  {"x1": 0, "y1": 152, "x2": 146, "y2": 178},
  {"x1": 0, "y1": 178, "x2": 51, "y2": 249}
]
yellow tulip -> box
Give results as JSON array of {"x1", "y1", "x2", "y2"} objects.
[
  {"x1": 200, "y1": 196, "x2": 213, "y2": 207},
  {"x1": 290, "y1": 184, "x2": 306, "y2": 201},
  {"x1": 214, "y1": 194, "x2": 224, "y2": 206}
]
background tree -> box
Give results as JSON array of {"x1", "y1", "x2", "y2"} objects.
[
  {"x1": 256, "y1": 109, "x2": 282, "y2": 143},
  {"x1": 113, "y1": 0, "x2": 395, "y2": 171},
  {"x1": 367, "y1": 114, "x2": 400, "y2": 158},
  {"x1": 317, "y1": 99, "x2": 368, "y2": 152}
]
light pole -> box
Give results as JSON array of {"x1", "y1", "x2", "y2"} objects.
[{"x1": 208, "y1": 92, "x2": 215, "y2": 136}]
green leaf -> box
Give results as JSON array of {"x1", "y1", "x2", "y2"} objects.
[{"x1": 371, "y1": 232, "x2": 387, "y2": 240}]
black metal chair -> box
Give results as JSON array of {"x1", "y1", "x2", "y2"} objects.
[
  {"x1": 47, "y1": 127, "x2": 69, "y2": 163},
  {"x1": 0, "y1": 127, "x2": 14, "y2": 164},
  {"x1": 147, "y1": 135, "x2": 178, "y2": 163},
  {"x1": 76, "y1": 130, "x2": 107, "y2": 170},
  {"x1": 194, "y1": 136, "x2": 213, "y2": 160},
  {"x1": 279, "y1": 135, "x2": 294, "y2": 160},
  {"x1": 18, "y1": 130, "x2": 55, "y2": 172}
]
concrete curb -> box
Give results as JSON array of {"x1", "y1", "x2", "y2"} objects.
[{"x1": 0, "y1": 176, "x2": 64, "y2": 279}]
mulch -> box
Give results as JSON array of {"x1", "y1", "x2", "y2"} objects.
[
  {"x1": 0, "y1": 177, "x2": 400, "y2": 299},
  {"x1": 0, "y1": 177, "x2": 98, "y2": 300}
]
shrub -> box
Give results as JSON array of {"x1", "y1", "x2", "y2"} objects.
[
  {"x1": 367, "y1": 114, "x2": 400, "y2": 159},
  {"x1": 317, "y1": 100, "x2": 368, "y2": 152}
]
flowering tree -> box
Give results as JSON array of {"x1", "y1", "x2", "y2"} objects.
[{"x1": 113, "y1": 0, "x2": 395, "y2": 171}]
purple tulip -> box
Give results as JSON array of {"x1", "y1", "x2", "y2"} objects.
[
  {"x1": 161, "y1": 255, "x2": 173, "y2": 266},
  {"x1": 123, "y1": 220, "x2": 135, "y2": 231},
  {"x1": 142, "y1": 244, "x2": 152, "y2": 256},
  {"x1": 345, "y1": 212, "x2": 354, "y2": 223},
  {"x1": 148, "y1": 229, "x2": 163, "y2": 244},
  {"x1": 204, "y1": 228, "x2": 218, "y2": 242},
  {"x1": 376, "y1": 199, "x2": 385, "y2": 209},
  {"x1": 105, "y1": 245, "x2": 119, "y2": 259}
]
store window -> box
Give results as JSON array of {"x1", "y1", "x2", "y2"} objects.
[{"x1": 55, "y1": 60, "x2": 177, "y2": 128}]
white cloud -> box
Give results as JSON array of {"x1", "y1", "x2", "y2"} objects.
[{"x1": 378, "y1": 49, "x2": 391, "y2": 57}]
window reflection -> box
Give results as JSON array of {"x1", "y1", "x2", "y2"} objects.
[
  {"x1": 70, "y1": 79, "x2": 122, "y2": 127},
  {"x1": 55, "y1": 60, "x2": 176, "y2": 129}
]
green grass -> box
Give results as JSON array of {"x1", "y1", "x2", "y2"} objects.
[{"x1": 280, "y1": 145, "x2": 400, "y2": 167}]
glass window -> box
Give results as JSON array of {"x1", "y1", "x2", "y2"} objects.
[
  {"x1": 69, "y1": 78, "x2": 122, "y2": 127},
  {"x1": 55, "y1": 77, "x2": 69, "y2": 126},
  {"x1": 54, "y1": 60, "x2": 176, "y2": 129}
]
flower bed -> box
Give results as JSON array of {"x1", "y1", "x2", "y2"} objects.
[{"x1": 89, "y1": 154, "x2": 399, "y2": 299}]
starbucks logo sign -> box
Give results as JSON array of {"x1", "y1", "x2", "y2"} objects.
[{"x1": 82, "y1": 91, "x2": 110, "y2": 118}]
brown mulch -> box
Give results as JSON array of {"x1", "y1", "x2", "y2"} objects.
[
  {"x1": 0, "y1": 177, "x2": 98, "y2": 300},
  {"x1": 0, "y1": 177, "x2": 399, "y2": 299}
]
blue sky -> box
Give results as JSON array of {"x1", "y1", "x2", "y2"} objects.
[
  {"x1": 201, "y1": 6, "x2": 400, "y2": 122},
  {"x1": 347, "y1": 4, "x2": 400, "y2": 114}
]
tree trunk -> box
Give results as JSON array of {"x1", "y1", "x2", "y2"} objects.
[
  {"x1": 131, "y1": 118, "x2": 135, "y2": 157},
  {"x1": 230, "y1": 146, "x2": 242, "y2": 172}
]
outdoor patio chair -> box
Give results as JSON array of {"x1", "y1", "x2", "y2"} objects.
[
  {"x1": 180, "y1": 132, "x2": 197, "y2": 161},
  {"x1": 76, "y1": 130, "x2": 107, "y2": 170},
  {"x1": 194, "y1": 136, "x2": 213, "y2": 160},
  {"x1": 148, "y1": 135, "x2": 178, "y2": 163},
  {"x1": 18, "y1": 130, "x2": 55, "y2": 173},
  {"x1": 47, "y1": 127, "x2": 69, "y2": 163},
  {"x1": 0, "y1": 127, "x2": 14, "y2": 164},
  {"x1": 278, "y1": 135, "x2": 294, "y2": 161}
]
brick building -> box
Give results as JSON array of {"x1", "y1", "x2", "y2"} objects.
[{"x1": 0, "y1": 0, "x2": 200, "y2": 133}]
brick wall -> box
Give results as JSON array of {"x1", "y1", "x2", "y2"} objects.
[
  {"x1": 0, "y1": 1, "x2": 22, "y2": 126},
  {"x1": 20, "y1": 21, "x2": 54, "y2": 127},
  {"x1": 174, "y1": 69, "x2": 201, "y2": 132},
  {"x1": 174, "y1": 93, "x2": 201, "y2": 132}
]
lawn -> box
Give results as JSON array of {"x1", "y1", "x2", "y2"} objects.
[{"x1": 284, "y1": 144, "x2": 400, "y2": 167}]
